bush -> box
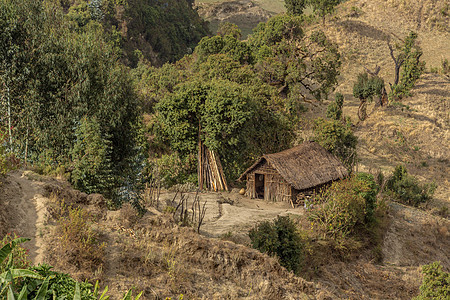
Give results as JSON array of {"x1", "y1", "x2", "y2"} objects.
[
  {"x1": 414, "y1": 261, "x2": 450, "y2": 300},
  {"x1": 308, "y1": 174, "x2": 379, "y2": 240},
  {"x1": 326, "y1": 93, "x2": 344, "y2": 121},
  {"x1": 313, "y1": 117, "x2": 358, "y2": 171},
  {"x1": 385, "y1": 165, "x2": 436, "y2": 207},
  {"x1": 71, "y1": 117, "x2": 114, "y2": 196},
  {"x1": 55, "y1": 207, "x2": 105, "y2": 274},
  {"x1": 25, "y1": 264, "x2": 96, "y2": 299},
  {"x1": 249, "y1": 216, "x2": 303, "y2": 273}
]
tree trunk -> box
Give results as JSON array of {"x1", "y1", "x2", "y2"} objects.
[{"x1": 358, "y1": 99, "x2": 367, "y2": 121}]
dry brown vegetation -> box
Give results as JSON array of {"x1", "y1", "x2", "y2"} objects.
[{"x1": 1, "y1": 0, "x2": 449, "y2": 298}]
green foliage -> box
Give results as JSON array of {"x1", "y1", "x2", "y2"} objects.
[
  {"x1": 249, "y1": 216, "x2": 303, "y2": 273},
  {"x1": 284, "y1": 0, "x2": 307, "y2": 15},
  {"x1": 353, "y1": 73, "x2": 385, "y2": 101},
  {"x1": 385, "y1": 165, "x2": 436, "y2": 207},
  {"x1": 217, "y1": 22, "x2": 242, "y2": 39},
  {"x1": 196, "y1": 35, "x2": 253, "y2": 65},
  {"x1": 71, "y1": 117, "x2": 114, "y2": 195},
  {"x1": 249, "y1": 15, "x2": 341, "y2": 101},
  {"x1": 390, "y1": 32, "x2": 425, "y2": 98},
  {"x1": 414, "y1": 262, "x2": 450, "y2": 300},
  {"x1": 0, "y1": 233, "x2": 30, "y2": 273},
  {"x1": 0, "y1": 0, "x2": 142, "y2": 200},
  {"x1": 24, "y1": 264, "x2": 96, "y2": 300},
  {"x1": 326, "y1": 92, "x2": 344, "y2": 120},
  {"x1": 1, "y1": 236, "x2": 141, "y2": 299},
  {"x1": 308, "y1": 174, "x2": 378, "y2": 239},
  {"x1": 313, "y1": 118, "x2": 357, "y2": 171},
  {"x1": 355, "y1": 172, "x2": 378, "y2": 223},
  {"x1": 62, "y1": 0, "x2": 209, "y2": 66},
  {"x1": 0, "y1": 127, "x2": 14, "y2": 177},
  {"x1": 308, "y1": 0, "x2": 341, "y2": 21}
]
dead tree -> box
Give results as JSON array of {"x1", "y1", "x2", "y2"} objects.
[
  {"x1": 173, "y1": 192, "x2": 189, "y2": 226},
  {"x1": 191, "y1": 191, "x2": 207, "y2": 233},
  {"x1": 388, "y1": 42, "x2": 404, "y2": 88}
]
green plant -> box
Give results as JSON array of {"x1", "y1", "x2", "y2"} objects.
[
  {"x1": 249, "y1": 216, "x2": 303, "y2": 273},
  {"x1": 353, "y1": 73, "x2": 385, "y2": 120},
  {"x1": 313, "y1": 117, "x2": 358, "y2": 171},
  {"x1": 71, "y1": 117, "x2": 114, "y2": 196},
  {"x1": 0, "y1": 233, "x2": 30, "y2": 273},
  {"x1": 385, "y1": 165, "x2": 436, "y2": 207},
  {"x1": 326, "y1": 93, "x2": 344, "y2": 120},
  {"x1": 0, "y1": 237, "x2": 46, "y2": 299},
  {"x1": 308, "y1": 174, "x2": 378, "y2": 240},
  {"x1": 414, "y1": 261, "x2": 450, "y2": 299},
  {"x1": 389, "y1": 32, "x2": 425, "y2": 99}
]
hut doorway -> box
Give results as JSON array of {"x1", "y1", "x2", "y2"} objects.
[{"x1": 255, "y1": 173, "x2": 265, "y2": 199}]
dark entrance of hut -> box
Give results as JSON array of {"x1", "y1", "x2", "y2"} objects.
[{"x1": 255, "y1": 173, "x2": 265, "y2": 199}]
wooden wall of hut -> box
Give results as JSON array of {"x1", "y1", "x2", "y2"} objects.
[{"x1": 244, "y1": 159, "x2": 294, "y2": 203}]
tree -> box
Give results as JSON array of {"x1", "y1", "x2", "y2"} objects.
[
  {"x1": 388, "y1": 32, "x2": 425, "y2": 98},
  {"x1": 308, "y1": 174, "x2": 378, "y2": 239},
  {"x1": 353, "y1": 73, "x2": 384, "y2": 121},
  {"x1": 217, "y1": 22, "x2": 242, "y2": 39},
  {"x1": 326, "y1": 92, "x2": 344, "y2": 120},
  {"x1": 0, "y1": 0, "x2": 142, "y2": 202},
  {"x1": 249, "y1": 216, "x2": 303, "y2": 273},
  {"x1": 71, "y1": 117, "x2": 114, "y2": 195},
  {"x1": 155, "y1": 78, "x2": 291, "y2": 181},
  {"x1": 308, "y1": 0, "x2": 341, "y2": 23},
  {"x1": 284, "y1": 0, "x2": 307, "y2": 16},
  {"x1": 313, "y1": 117, "x2": 357, "y2": 171},
  {"x1": 248, "y1": 15, "x2": 341, "y2": 101}
]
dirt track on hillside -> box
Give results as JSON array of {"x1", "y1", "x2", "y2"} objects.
[{"x1": 1, "y1": 170, "x2": 48, "y2": 265}]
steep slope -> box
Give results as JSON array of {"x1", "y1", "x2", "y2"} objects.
[{"x1": 62, "y1": 0, "x2": 210, "y2": 66}]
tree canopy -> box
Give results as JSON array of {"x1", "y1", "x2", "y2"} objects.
[
  {"x1": 142, "y1": 14, "x2": 341, "y2": 183},
  {"x1": 0, "y1": 0, "x2": 141, "y2": 199}
]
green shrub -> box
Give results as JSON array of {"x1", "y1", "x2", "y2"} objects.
[
  {"x1": 385, "y1": 165, "x2": 436, "y2": 207},
  {"x1": 308, "y1": 174, "x2": 379, "y2": 239},
  {"x1": 414, "y1": 261, "x2": 450, "y2": 300},
  {"x1": 71, "y1": 117, "x2": 114, "y2": 196},
  {"x1": 24, "y1": 264, "x2": 96, "y2": 299},
  {"x1": 313, "y1": 117, "x2": 358, "y2": 171},
  {"x1": 249, "y1": 216, "x2": 303, "y2": 273},
  {"x1": 326, "y1": 93, "x2": 344, "y2": 121}
]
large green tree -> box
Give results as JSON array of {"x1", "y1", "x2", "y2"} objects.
[
  {"x1": 248, "y1": 14, "x2": 341, "y2": 102},
  {"x1": 0, "y1": 0, "x2": 141, "y2": 197}
]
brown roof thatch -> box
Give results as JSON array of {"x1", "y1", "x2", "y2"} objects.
[{"x1": 239, "y1": 141, "x2": 348, "y2": 190}]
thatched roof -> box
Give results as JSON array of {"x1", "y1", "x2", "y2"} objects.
[{"x1": 239, "y1": 141, "x2": 348, "y2": 190}]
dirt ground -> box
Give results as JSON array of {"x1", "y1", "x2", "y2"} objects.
[
  {"x1": 156, "y1": 189, "x2": 304, "y2": 242},
  {"x1": 1, "y1": 0, "x2": 449, "y2": 298},
  {"x1": 1, "y1": 169, "x2": 449, "y2": 299}
]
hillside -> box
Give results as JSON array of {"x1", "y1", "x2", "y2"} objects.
[
  {"x1": 1, "y1": 0, "x2": 449, "y2": 299},
  {"x1": 62, "y1": 0, "x2": 210, "y2": 66}
]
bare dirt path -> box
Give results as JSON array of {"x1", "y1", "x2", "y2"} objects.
[
  {"x1": 157, "y1": 190, "x2": 305, "y2": 240},
  {"x1": 1, "y1": 170, "x2": 48, "y2": 265}
]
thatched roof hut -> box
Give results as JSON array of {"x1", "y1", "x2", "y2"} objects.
[{"x1": 239, "y1": 141, "x2": 348, "y2": 203}]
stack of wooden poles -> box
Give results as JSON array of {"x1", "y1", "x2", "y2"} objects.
[{"x1": 198, "y1": 140, "x2": 228, "y2": 191}]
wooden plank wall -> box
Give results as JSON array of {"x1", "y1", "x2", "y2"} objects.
[{"x1": 244, "y1": 159, "x2": 294, "y2": 203}]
